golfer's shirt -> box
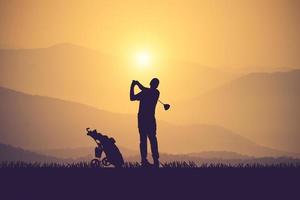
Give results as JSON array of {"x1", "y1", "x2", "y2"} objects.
[
  {"x1": 135, "y1": 88, "x2": 160, "y2": 132},
  {"x1": 136, "y1": 88, "x2": 160, "y2": 118}
]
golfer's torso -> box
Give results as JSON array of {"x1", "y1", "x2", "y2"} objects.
[{"x1": 138, "y1": 89, "x2": 159, "y2": 117}]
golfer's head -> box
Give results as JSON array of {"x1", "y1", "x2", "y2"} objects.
[{"x1": 150, "y1": 78, "x2": 159, "y2": 89}]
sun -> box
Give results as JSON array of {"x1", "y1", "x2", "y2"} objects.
[{"x1": 135, "y1": 52, "x2": 151, "y2": 67}]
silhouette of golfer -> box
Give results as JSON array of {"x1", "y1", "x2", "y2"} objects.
[{"x1": 130, "y1": 78, "x2": 160, "y2": 167}]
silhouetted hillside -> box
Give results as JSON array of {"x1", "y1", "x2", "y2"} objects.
[
  {"x1": 188, "y1": 151, "x2": 251, "y2": 159},
  {"x1": 0, "y1": 143, "x2": 64, "y2": 162},
  {"x1": 0, "y1": 86, "x2": 296, "y2": 157},
  {"x1": 177, "y1": 70, "x2": 300, "y2": 153},
  {"x1": 0, "y1": 43, "x2": 239, "y2": 114},
  {"x1": 38, "y1": 148, "x2": 248, "y2": 160},
  {"x1": 38, "y1": 146, "x2": 138, "y2": 159},
  {"x1": 1, "y1": 142, "x2": 299, "y2": 167},
  {"x1": 126, "y1": 153, "x2": 300, "y2": 166}
]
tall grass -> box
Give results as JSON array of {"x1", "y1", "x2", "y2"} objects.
[{"x1": 1, "y1": 161, "x2": 300, "y2": 169}]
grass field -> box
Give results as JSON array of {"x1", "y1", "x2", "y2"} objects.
[
  {"x1": 1, "y1": 161, "x2": 300, "y2": 168},
  {"x1": 1, "y1": 161, "x2": 299, "y2": 199}
]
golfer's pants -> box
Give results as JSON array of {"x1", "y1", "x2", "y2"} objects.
[{"x1": 139, "y1": 131, "x2": 159, "y2": 161}]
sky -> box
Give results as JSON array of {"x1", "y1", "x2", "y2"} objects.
[
  {"x1": 0, "y1": 0, "x2": 300, "y2": 155},
  {"x1": 0, "y1": 0, "x2": 300, "y2": 69}
]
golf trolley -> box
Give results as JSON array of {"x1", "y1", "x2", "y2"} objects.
[{"x1": 86, "y1": 128, "x2": 124, "y2": 168}]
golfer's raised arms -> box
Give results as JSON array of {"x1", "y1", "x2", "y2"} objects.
[
  {"x1": 130, "y1": 80, "x2": 142, "y2": 101},
  {"x1": 130, "y1": 81, "x2": 136, "y2": 101},
  {"x1": 135, "y1": 81, "x2": 146, "y2": 91},
  {"x1": 130, "y1": 80, "x2": 148, "y2": 101}
]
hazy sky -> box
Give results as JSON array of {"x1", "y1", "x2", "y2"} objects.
[{"x1": 0, "y1": 0, "x2": 299, "y2": 68}]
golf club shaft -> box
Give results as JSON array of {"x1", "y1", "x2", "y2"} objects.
[{"x1": 158, "y1": 99, "x2": 164, "y2": 105}]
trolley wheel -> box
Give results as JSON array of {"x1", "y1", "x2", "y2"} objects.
[
  {"x1": 90, "y1": 159, "x2": 101, "y2": 168},
  {"x1": 102, "y1": 157, "x2": 110, "y2": 166}
]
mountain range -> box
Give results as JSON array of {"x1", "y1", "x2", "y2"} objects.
[
  {"x1": 0, "y1": 43, "x2": 240, "y2": 114},
  {"x1": 0, "y1": 43, "x2": 299, "y2": 157},
  {"x1": 0, "y1": 86, "x2": 297, "y2": 158},
  {"x1": 175, "y1": 70, "x2": 300, "y2": 153},
  {"x1": 0, "y1": 143, "x2": 64, "y2": 163},
  {"x1": 2, "y1": 143, "x2": 300, "y2": 166}
]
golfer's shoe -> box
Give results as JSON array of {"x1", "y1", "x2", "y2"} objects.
[
  {"x1": 141, "y1": 160, "x2": 153, "y2": 168},
  {"x1": 153, "y1": 159, "x2": 160, "y2": 168}
]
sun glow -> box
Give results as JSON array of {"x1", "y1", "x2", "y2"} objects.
[{"x1": 135, "y1": 52, "x2": 151, "y2": 68}]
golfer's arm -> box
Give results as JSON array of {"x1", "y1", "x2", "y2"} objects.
[
  {"x1": 130, "y1": 83, "x2": 136, "y2": 101},
  {"x1": 136, "y1": 82, "x2": 146, "y2": 91}
]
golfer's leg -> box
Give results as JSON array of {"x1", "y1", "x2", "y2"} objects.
[
  {"x1": 149, "y1": 132, "x2": 159, "y2": 160},
  {"x1": 139, "y1": 131, "x2": 148, "y2": 162}
]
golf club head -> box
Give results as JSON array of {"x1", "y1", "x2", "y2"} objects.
[{"x1": 163, "y1": 104, "x2": 170, "y2": 111}]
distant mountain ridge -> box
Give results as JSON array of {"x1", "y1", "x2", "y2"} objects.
[
  {"x1": 0, "y1": 143, "x2": 65, "y2": 163},
  {"x1": 37, "y1": 146, "x2": 251, "y2": 160},
  {"x1": 0, "y1": 43, "x2": 240, "y2": 114},
  {"x1": 38, "y1": 146, "x2": 138, "y2": 159},
  {"x1": 2, "y1": 143, "x2": 300, "y2": 166},
  {"x1": 0, "y1": 86, "x2": 297, "y2": 158},
  {"x1": 176, "y1": 69, "x2": 300, "y2": 153}
]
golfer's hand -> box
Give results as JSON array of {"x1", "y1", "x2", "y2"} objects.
[{"x1": 132, "y1": 80, "x2": 137, "y2": 85}]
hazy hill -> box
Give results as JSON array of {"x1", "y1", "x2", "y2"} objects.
[
  {"x1": 2, "y1": 143, "x2": 299, "y2": 167},
  {"x1": 0, "y1": 43, "x2": 118, "y2": 110},
  {"x1": 38, "y1": 147, "x2": 250, "y2": 161},
  {"x1": 0, "y1": 86, "x2": 295, "y2": 157},
  {"x1": 176, "y1": 70, "x2": 300, "y2": 153},
  {"x1": 0, "y1": 143, "x2": 64, "y2": 163},
  {"x1": 0, "y1": 43, "x2": 239, "y2": 114},
  {"x1": 188, "y1": 151, "x2": 252, "y2": 160},
  {"x1": 125, "y1": 153, "x2": 300, "y2": 166},
  {"x1": 38, "y1": 146, "x2": 138, "y2": 159}
]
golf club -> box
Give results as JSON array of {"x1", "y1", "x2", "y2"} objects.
[{"x1": 158, "y1": 100, "x2": 170, "y2": 111}]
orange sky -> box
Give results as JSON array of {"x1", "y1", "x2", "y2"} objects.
[{"x1": 0, "y1": 0, "x2": 299, "y2": 68}]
